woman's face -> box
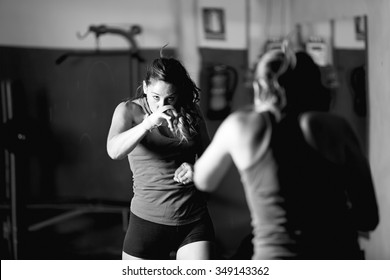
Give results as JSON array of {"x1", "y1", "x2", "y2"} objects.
[{"x1": 143, "y1": 80, "x2": 178, "y2": 113}]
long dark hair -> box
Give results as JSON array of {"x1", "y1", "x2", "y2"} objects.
[
  {"x1": 279, "y1": 51, "x2": 331, "y2": 114},
  {"x1": 135, "y1": 52, "x2": 202, "y2": 142}
]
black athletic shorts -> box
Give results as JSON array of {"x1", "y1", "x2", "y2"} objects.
[{"x1": 123, "y1": 211, "x2": 215, "y2": 259}]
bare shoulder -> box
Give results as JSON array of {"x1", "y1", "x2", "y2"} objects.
[
  {"x1": 115, "y1": 100, "x2": 142, "y2": 113},
  {"x1": 300, "y1": 111, "x2": 357, "y2": 141},
  {"x1": 227, "y1": 108, "x2": 268, "y2": 133},
  {"x1": 113, "y1": 100, "x2": 145, "y2": 125},
  {"x1": 299, "y1": 111, "x2": 357, "y2": 163},
  {"x1": 219, "y1": 108, "x2": 271, "y2": 169},
  {"x1": 221, "y1": 109, "x2": 267, "y2": 144},
  {"x1": 300, "y1": 111, "x2": 348, "y2": 129}
]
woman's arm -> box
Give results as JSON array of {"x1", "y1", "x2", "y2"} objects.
[
  {"x1": 302, "y1": 113, "x2": 379, "y2": 231},
  {"x1": 107, "y1": 101, "x2": 177, "y2": 160},
  {"x1": 194, "y1": 117, "x2": 234, "y2": 192},
  {"x1": 343, "y1": 121, "x2": 379, "y2": 231},
  {"x1": 106, "y1": 101, "x2": 148, "y2": 160}
]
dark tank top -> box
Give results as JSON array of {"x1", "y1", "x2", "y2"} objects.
[{"x1": 128, "y1": 98, "x2": 207, "y2": 226}]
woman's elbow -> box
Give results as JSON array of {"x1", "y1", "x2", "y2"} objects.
[
  {"x1": 194, "y1": 180, "x2": 208, "y2": 192},
  {"x1": 194, "y1": 172, "x2": 216, "y2": 193},
  {"x1": 107, "y1": 144, "x2": 125, "y2": 160},
  {"x1": 107, "y1": 149, "x2": 119, "y2": 160},
  {"x1": 361, "y1": 213, "x2": 379, "y2": 232},
  {"x1": 355, "y1": 209, "x2": 379, "y2": 232}
]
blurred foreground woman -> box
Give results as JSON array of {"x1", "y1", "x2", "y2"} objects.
[{"x1": 194, "y1": 47, "x2": 379, "y2": 259}]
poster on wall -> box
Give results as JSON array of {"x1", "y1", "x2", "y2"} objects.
[
  {"x1": 202, "y1": 8, "x2": 225, "y2": 40},
  {"x1": 354, "y1": 16, "x2": 366, "y2": 41}
]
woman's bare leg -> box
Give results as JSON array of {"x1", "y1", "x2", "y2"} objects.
[
  {"x1": 176, "y1": 241, "x2": 213, "y2": 260},
  {"x1": 122, "y1": 251, "x2": 144, "y2": 260}
]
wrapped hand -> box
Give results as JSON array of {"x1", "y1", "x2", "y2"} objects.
[
  {"x1": 174, "y1": 162, "x2": 194, "y2": 185},
  {"x1": 142, "y1": 105, "x2": 178, "y2": 132}
]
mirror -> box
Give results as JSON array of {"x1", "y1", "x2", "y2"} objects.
[{"x1": 298, "y1": 16, "x2": 369, "y2": 155}]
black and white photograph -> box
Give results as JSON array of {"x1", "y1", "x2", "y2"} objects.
[{"x1": 1, "y1": 0, "x2": 389, "y2": 279}]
